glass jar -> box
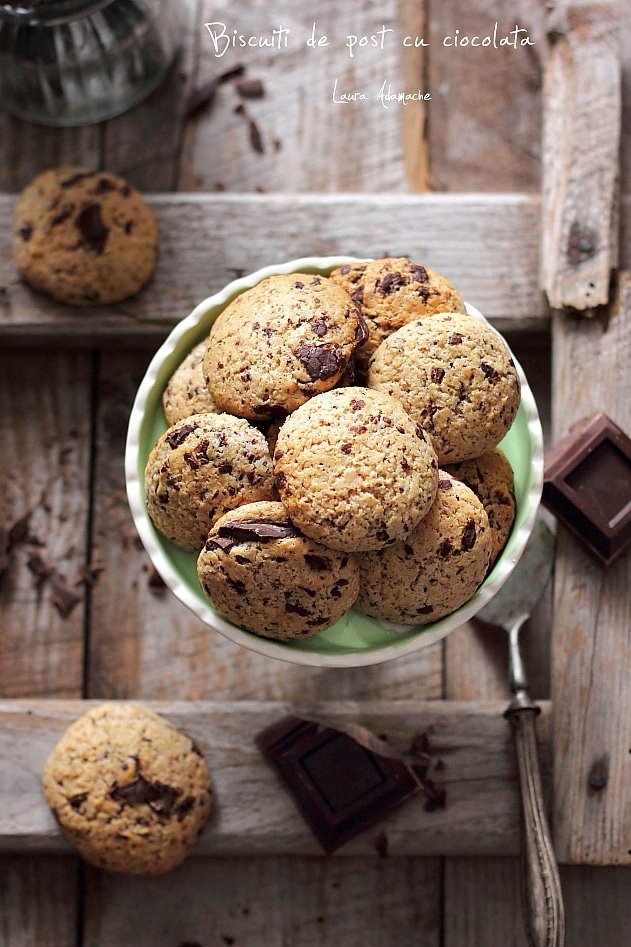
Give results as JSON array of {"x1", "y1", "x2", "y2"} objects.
[{"x1": 0, "y1": 0, "x2": 183, "y2": 126}]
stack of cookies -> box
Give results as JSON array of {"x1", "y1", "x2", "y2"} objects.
[{"x1": 145, "y1": 259, "x2": 520, "y2": 638}]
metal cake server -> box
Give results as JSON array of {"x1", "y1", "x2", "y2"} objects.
[{"x1": 475, "y1": 517, "x2": 565, "y2": 947}]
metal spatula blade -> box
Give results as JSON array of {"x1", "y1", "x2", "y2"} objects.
[{"x1": 477, "y1": 517, "x2": 555, "y2": 629}]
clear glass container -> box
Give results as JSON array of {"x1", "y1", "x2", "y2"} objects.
[{"x1": 0, "y1": 0, "x2": 183, "y2": 126}]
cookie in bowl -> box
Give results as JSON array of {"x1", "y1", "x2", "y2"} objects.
[
  {"x1": 367, "y1": 311, "x2": 521, "y2": 464},
  {"x1": 356, "y1": 472, "x2": 492, "y2": 624},
  {"x1": 145, "y1": 413, "x2": 276, "y2": 550},
  {"x1": 197, "y1": 501, "x2": 360, "y2": 640},
  {"x1": 203, "y1": 273, "x2": 368, "y2": 419},
  {"x1": 273, "y1": 386, "x2": 438, "y2": 552},
  {"x1": 330, "y1": 257, "x2": 466, "y2": 373},
  {"x1": 162, "y1": 340, "x2": 221, "y2": 425}
]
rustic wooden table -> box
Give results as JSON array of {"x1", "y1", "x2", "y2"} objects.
[{"x1": 1, "y1": 2, "x2": 630, "y2": 945}]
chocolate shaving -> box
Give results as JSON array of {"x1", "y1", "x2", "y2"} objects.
[
  {"x1": 461, "y1": 518, "x2": 477, "y2": 551},
  {"x1": 377, "y1": 272, "x2": 407, "y2": 295},
  {"x1": 296, "y1": 345, "x2": 343, "y2": 381},
  {"x1": 480, "y1": 362, "x2": 501, "y2": 385},
  {"x1": 351, "y1": 286, "x2": 364, "y2": 307},
  {"x1": 166, "y1": 424, "x2": 196, "y2": 449},
  {"x1": 69, "y1": 792, "x2": 88, "y2": 811},
  {"x1": 354, "y1": 315, "x2": 369, "y2": 347},
  {"x1": 147, "y1": 564, "x2": 166, "y2": 593},
  {"x1": 215, "y1": 520, "x2": 301, "y2": 545},
  {"x1": 234, "y1": 103, "x2": 265, "y2": 153},
  {"x1": 51, "y1": 578, "x2": 81, "y2": 618},
  {"x1": 409, "y1": 263, "x2": 429, "y2": 283},
  {"x1": 186, "y1": 64, "x2": 246, "y2": 118},
  {"x1": 27, "y1": 552, "x2": 53, "y2": 587},
  {"x1": 236, "y1": 78, "x2": 265, "y2": 98},
  {"x1": 109, "y1": 775, "x2": 180, "y2": 815},
  {"x1": 8, "y1": 512, "x2": 32, "y2": 546},
  {"x1": 75, "y1": 562, "x2": 105, "y2": 588},
  {"x1": 76, "y1": 204, "x2": 109, "y2": 255}
]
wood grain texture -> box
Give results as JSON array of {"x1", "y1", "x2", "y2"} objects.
[
  {"x1": 0, "y1": 122, "x2": 101, "y2": 194},
  {"x1": 82, "y1": 855, "x2": 440, "y2": 947},
  {"x1": 0, "y1": 700, "x2": 549, "y2": 856},
  {"x1": 178, "y1": 0, "x2": 416, "y2": 193},
  {"x1": 427, "y1": 0, "x2": 543, "y2": 192},
  {"x1": 0, "y1": 350, "x2": 91, "y2": 699},
  {"x1": 100, "y1": 0, "x2": 202, "y2": 191},
  {"x1": 551, "y1": 272, "x2": 631, "y2": 864},
  {"x1": 541, "y1": 2, "x2": 621, "y2": 309},
  {"x1": 0, "y1": 351, "x2": 88, "y2": 945},
  {"x1": 0, "y1": 192, "x2": 550, "y2": 342}
]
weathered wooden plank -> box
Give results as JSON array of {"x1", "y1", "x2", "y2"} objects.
[
  {"x1": 551, "y1": 272, "x2": 631, "y2": 865},
  {"x1": 178, "y1": 0, "x2": 417, "y2": 193},
  {"x1": 0, "y1": 121, "x2": 101, "y2": 194},
  {"x1": 0, "y1": 350, "x2": 89, "y2": 945},
  {"x1": 0, "y1": 700, "x2": 548, "y2": 856},
  {"x1": 0, "y1": 855, "x2": 79, "y2": 947},
  {"x1": 87, "y1": 348, "x2": 442, "y2": 701},
  {"x1": 83, "y1": 855, "x2": 440, "y2": 947},
  {"x1": 100, "y1": 0, "x2": 202, "y2": 191},
  {"x1": 0, "y1": 351, "x2": 91, "y2": 698},
  {"x1": 541, "y1": 2, "x2": 621, "y2": 309},
  {"x1": 427, "y1": 0, "x2": 542, "y2": 192},
  {"x1": 0, "y1": 193, "x2": 550, "y2": 342}
]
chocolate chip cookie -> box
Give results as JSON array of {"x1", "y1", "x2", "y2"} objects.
[
  {"x1": 145, "y1": 413, "x2": 276, "y2": 550},
  {"x1": 445, "y1": 448, "x2": 516, "y2": 565},
  {"x1": 273, "y1": 387, "x2": 439, "y2": 552},
  {"x1": 197, "y1": 501, "x2": 360, "y2": 640},
  {"x1": 14, "y1": 167, "x2": 158, "y2": 306},
  {"x1": 356, "y1": 473, "x2": 492, "y2": 624},
  {"x1": 162, "y1": 341, "x2": 221, "y2": 425},
  {"x1": 203, "y1": 274, "x2": 368, "y2": 420},
  {"x1": 330, "y1": 257, "x2": 467, "y2": 373},
  {"x1": 367, "y1": 312, "x2": 521, "y2": 464},
  {"x1": 42, "y1": 703, "x2": 213, "y2": 875}
]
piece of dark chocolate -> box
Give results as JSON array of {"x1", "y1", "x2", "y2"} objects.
[
  {"x1": 256, "y1": 717, "x2": 421, "y2": 853},
  {"x1": 542, "y1": 412, "x2": 631, "y2": 565}
]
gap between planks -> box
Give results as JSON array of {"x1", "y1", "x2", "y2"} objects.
[{"x1": 0, "y1": 699, "x2": 551, "y2": 858}]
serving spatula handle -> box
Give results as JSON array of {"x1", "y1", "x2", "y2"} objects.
[{"x1": 506, "y1": 704, "x2": 565, "y2": 947}]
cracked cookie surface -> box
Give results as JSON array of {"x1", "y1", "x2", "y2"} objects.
[
  {"x1": 197, "y1": 501, "x2": 360, "y2": 639},
  {"x1": 330, "y1": 257, "x2": 466, "y2": 374},
  {"x1": 14, "y1": 167, "x2": 157, "y2": 305},
  {"x1": 162, "y1": 341, "x2": 221, "y2": 425},
  {"x1": 356, "y1": 472, "x2": 492, "y2": 624},
  {"x1": 42, "y1": 703, "x2": 213, "y2": 875},
  {"x1": 445, "y1": 448, "x2": 516, "y2": 565},
  {"x1": 273, "y1": 387, "x2": 439, "y2": 552},
  {"x1": 145, "y1": 413, "x2": 276, "y2": 550},
  {"x1": 367, "y1": 312, "x2": 521, "y2": 464},
  {"x1": 203, "y1": 274, "x2": 367, "y2": 419}
]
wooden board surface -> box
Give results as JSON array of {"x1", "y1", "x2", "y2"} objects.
[
  {"x1": 0, "y1": 699, "x2": 548, "y2": 857},
  {"x1": 0, "y1": 192, "x2": 549, "y2": 342},
  {"x1": 551, "y1": 274, "x2": 631, "y2": 865}
]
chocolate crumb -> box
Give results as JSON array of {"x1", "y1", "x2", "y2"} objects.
[
  {"x1": 409, "y1": 263, "x2": 429, "y2": 283},
  {"x1": 147, "y1": 564, "x2": 166, "y2": 593},
  {"x1": 50, "y1": 578, "x2": 81, "y2": 618},
  {"x1": 69, "y1": 792, "x2": 88, "y2": 811},
  {"x1": 166, "y1": 424, "x2": 196, "y2": 450},
  {"x1": 304, "y1": 554, "x2": 331, "y2": 571},
  {"x1": 431, "y1": 367, "x2": 445, "y2": 384},
  {"x1": 461, "y1": 518, "x2": 477, "y2": 551},
  {"x1": 236, "y1": 78, "x2": 265, "y2": 98},
  {"x1": 18, "y1": 225, "x2": 33, "y2": 241},
  {"x1": 448, "y1": 333, "x2": 463, "y2": 345},
  {"x1": 109, "y1": 775, "x2": 180, "y2": 815},
  {"x1": 50, "y1": 204, "x2": 74, "y2": 228},
  {"x1": 438, "y1": 479, "x2": 452, "y2": 491},
  {"x1": 296, "y1": 345, "x2": 343, "y2": 381},
  {"x1": 480, "y1": 362, "x2": 501, "y2": 385},
  {"x1": 27, "y1": 551, "x2": 53, "y2": 587},
  {"x1": 377, "y1": 272, "x2": 407, "y2": 295}
]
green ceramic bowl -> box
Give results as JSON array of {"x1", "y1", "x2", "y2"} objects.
[{"x1": 126, "y1": 257, "x2": 543, "y2": 667}]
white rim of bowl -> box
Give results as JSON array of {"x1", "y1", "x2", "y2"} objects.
[{"x1": 125, "y1": 256, "x2": 544, "y2": 668}]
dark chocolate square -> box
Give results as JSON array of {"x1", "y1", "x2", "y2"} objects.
[
  {"x1": 256, "y1": 717, "x2": 420, "y2": 852},
  {"x1": 543, "y1": 412, "x2": 631, "y2": 565}
]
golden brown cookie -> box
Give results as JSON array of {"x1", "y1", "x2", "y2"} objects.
[
  {"x1": 197, "y1": 501, "x2": 360, "y2": 640},
  {"x1": 203, "y1": 274, "x2": 368, "y2": 420},
  {"x1": 145, "y1": 413, "x2": 276, "y2": 550},
  {"x1": 367, "y1": 312, "x2": 521, "y2": 464},
  {"x1": 445, "y1": 448, "x2": 516, "y2": 565},
  {"x1": 162, "y1": 341, "x2": 221, "y2": 425},
  {"x1": 330, "y1": 257, "x2": 467, "y2": 373},
  {"x1": 273, "y1": 387, "x2": 439, "y2": 552},
  {"x1": 356, "y1": 472, "x2": 492, "y2": 624},
  {"x1": 14, "y1": 167, "x2": 157, "y2": 306},
  {"x1": 42, "y1": 703, "x2": 213, "y2": 875}
]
